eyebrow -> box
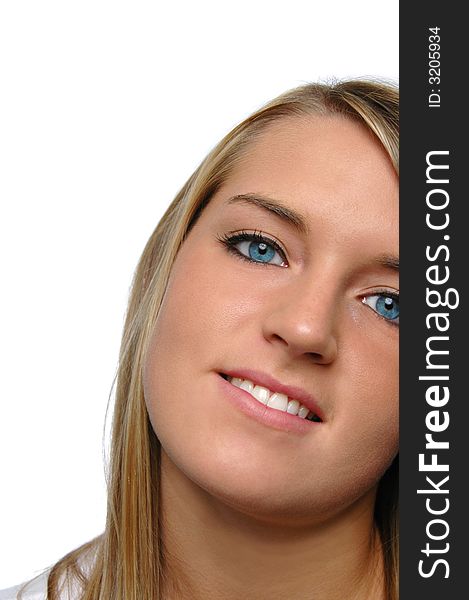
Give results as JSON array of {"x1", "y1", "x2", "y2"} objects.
[
  {"x1": 226, "y1": 193, "x2": 309, "y2": 234},
  {"x1": 226, "y1": 193, "x2": 399, "y2": 272},
  {"x1": 375, "y1": 255, "x2": 399, "y2": 272}
]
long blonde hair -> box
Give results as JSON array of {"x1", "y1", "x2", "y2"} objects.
[{"x1": 46, "y1": 79, "x2": 399, "y2": 600}]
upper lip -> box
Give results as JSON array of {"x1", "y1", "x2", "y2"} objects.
[{"x1": 220, "y1": 368, "x2": 324, "y2": 421}]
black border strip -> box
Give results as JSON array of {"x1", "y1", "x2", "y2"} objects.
[{"x1": 400, "y1": 2, "x2": 467, "y2": 597}]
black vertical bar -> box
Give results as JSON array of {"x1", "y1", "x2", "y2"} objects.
[{"x1": 400, "y1": 2, "x2": 467, "y2": 598}]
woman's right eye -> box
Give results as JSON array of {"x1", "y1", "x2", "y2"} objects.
[
  {"x1": 234, "y1": 238, "x2": 286, "y2": 266},
  {"x1": 218, "y1": 231, "x2": 288, "y2": 267}
]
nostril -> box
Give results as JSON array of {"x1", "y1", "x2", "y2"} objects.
[{"x1": 307, "y1": 352, "x2": 324, "y2": 361}]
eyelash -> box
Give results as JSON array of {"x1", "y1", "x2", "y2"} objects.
[
  {"x1": 362, "y1": 289, "x2": 400, "y2": 327},
  {"x1": 216, "y1": 230, "x2": 288, "y2": 266}
]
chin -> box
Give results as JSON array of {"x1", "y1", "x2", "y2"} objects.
[{"x1": 171, "y1": 447, "x2": 378, "y2": 528}]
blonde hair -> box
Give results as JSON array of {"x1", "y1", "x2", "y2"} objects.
[{"x1": 46, "y1": 79, "x2": 399, "y2": 600}]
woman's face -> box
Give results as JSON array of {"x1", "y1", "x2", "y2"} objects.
[{"x1": 143, "y1": 116, "x2": 399, "y2": 525}]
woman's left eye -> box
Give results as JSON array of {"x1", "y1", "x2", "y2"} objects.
[
  {"x1": 218, "y1": 231, "x2": 288, "y2": 267},
  {"x1": 362, "y1": 293, "x2": 399, "y2": 325}
]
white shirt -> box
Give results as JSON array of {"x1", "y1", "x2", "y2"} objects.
[
  {"x1": 0, "y1": 571, "x2": 49, "y2": 600},
  {"x1": 1, "y1": 546, "x2": 95, "y2": 599}
]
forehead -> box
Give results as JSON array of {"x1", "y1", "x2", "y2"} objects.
[{"x1": 211, "y1": 115, "x2": 398, "y2": 250}]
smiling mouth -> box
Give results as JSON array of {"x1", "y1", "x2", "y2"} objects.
[{"x1": 220, "y1": 374, "x2": 322, "y2": 422}]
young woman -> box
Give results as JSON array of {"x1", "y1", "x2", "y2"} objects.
[{"x1": 5, "y1": 79, "x2": 399, "y2": 600}]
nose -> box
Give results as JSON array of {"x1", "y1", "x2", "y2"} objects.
[{"x1": 261, "y1": 274, "x2": 339, "y2": 364}]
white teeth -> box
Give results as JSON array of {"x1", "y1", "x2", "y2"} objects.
[
  {"x1": 267, "y1": 392, "x2": 288, "y2": 411},
  {"x1": 226, "y1": 376, "x2": 319, "y2": 421},
  {"x1": 286, "y1": 399, "x2": 300, "y2": 414},
  {"x1": 239, "y1": 379, "x2": 254, "y2": 393},
  {"x1": 251, "y1": 385, "x2": 270, "y2": 405}
]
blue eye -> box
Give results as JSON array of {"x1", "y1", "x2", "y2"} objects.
[
  {"x1": 363, "y1": 293, "x2": 399, "y2": 325},
  {"x1": 219, "y1": 231, "x2": 288, "y2": 267},
  {"x1": 236, "y1": 238, "x2": 285, "y2": 265}
]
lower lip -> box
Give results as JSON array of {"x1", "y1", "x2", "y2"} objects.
[{"x1": 217, "y1": 374, "x2": 321, "y2": 435}]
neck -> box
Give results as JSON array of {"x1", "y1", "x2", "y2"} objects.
[{"x1": 159, "y1": 449, "x2": 385, "y2": 600}]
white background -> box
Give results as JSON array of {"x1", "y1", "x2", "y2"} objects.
[{"x1": 0, "y1": 0, "x2": 398, "y2": 589}]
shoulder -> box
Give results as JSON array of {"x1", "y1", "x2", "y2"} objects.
[{"x1": 0, "y1": 570, "x2": 49, "y2": 600}]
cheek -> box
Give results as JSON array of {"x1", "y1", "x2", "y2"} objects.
[
  {"x1": 163, "y1": 244, "x2": 253, "y2": 326},
  {"x1": 314, "y1": 369, "x2": 397, "y2": 513},
  {"x1": 147, "y1": 246, "x2": 226, "y2": 361},
  {"x1": 142, "y1": 243, "x2": 250, "y2": 433},
  {"x1": 149, "y1": 246, "x2": 268, "y2": 369},
  {"x1": 337, "y1": 330, "x2": 399, "y2": 468}
]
